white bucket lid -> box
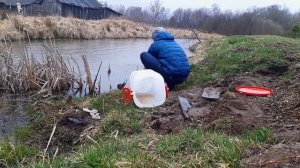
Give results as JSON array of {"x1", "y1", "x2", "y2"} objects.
[{"x1": 130, "y1": 70, "x2": 166, "y2": 108}]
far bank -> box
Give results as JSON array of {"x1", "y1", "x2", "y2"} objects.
[{"x1": 0, "y1": 15, "x2": 221, "y2": 41}]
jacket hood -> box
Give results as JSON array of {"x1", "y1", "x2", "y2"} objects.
[{"x1": 153, "y1": 31, "x2": 174, "y2": 41}]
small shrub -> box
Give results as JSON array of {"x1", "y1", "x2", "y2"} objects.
[
  {"x1": 44, "y1": 17, "x2": 53, "y2": 28},
  {"x1": 189, "y1": 42, "x2": 200, "y2": 52},
  {"x1": 12, "y1": 17, "x2": 24, "y2": 31},
  {"x1": 121, "y1": 25, "x2": 126, "y2": 32},
  {"x1": 0, "y1": 12, "x2": 8, "y2": 20},
  {"x1": 106, "y1": 24, "x2": 111, "y2": 32},
  {"x1": 289, "y1": 23, "x2": 300, "y2": 38}
]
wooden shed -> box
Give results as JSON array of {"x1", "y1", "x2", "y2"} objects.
[{"x1": 0, "y1": 0, "x2": 121, "y2": 20}]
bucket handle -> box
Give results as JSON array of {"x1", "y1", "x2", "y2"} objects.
[
  {"x1": 165, "y1": 84, "x2": 169, "y2": 98},
  {"x1": 122, "y1": 87, "x2": 133, "y2": 103}
]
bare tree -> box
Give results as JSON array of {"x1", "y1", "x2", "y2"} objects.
[
  {"x1": 149, "y1": 0, "x2": 169, "y2": 24},
  {"x1": 125, "y1": 7, "x2": 146, "y2": 22},
  {"x1": 120, "y1": 1, "x2": 299, "y2": 36}
]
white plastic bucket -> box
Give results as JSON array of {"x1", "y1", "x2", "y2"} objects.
[{"x1": 122, "y1": 70, "x2": 168, "y2": 108}]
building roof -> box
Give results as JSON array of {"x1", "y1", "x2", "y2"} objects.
[
  {"x1": 0, "y1": 0, "x2": 103, "y2": 8},
  {"x1": 58, "y1": 0, "x2": 102, "y2": 8}
]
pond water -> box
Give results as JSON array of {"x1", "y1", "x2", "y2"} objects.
[
  {"x1": 0, "y1": 39, "x2": 196, "y2": 140},
  {"x1": 11, "y1": 39, "x2": 197, "y2": 95},
  {"x1": 0, "y1": 97, "x2": 29, "y2": 141}
]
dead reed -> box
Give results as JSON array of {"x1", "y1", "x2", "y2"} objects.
[{"x1": 0, "y1": 41, "x2": 75, "y2": 95}]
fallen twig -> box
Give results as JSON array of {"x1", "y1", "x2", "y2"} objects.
[
  {"x1": 260, "y1": 155, "x2": 300, "y2": 167},
  {"x1": 86, "y1": 135, "x2": 99, "y2": 146},
  {"x1": 52, "y1": 147, "x2": 59, "y2": 162},
  {"x1": 43, "y1": 122, "x2": 57, "y2": 162}
]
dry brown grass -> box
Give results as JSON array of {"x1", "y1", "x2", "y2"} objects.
[
  {"x1": 0, "y1": 15, "x2": 221, "y2": 41},
  {"x1": 0, "y1": 41, "x2": 74, "y2": 94}
]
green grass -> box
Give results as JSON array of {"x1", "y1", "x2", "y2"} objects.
[
  {"x1": 0, "y1": 108, "x2": 39, "y2": 167},
  {"x1": 0, "y1": 140, "x2": 37, "y2": 167},
  {"x1": 91, "y1": 91, "x2": 147, "y2": 136},
  {"x1": 15, "y1": 126, "x2": 33, "y2": 142},
  {"x1": 29, "y1": 127, "x2": 273, "y2": 168},
  {"x1": 0, "y1": 127, "x2": 272, "y2": 168},
  {"x1": 183, "y1": 35, "x2": 300, "y2": 87},
  {"x1": 243, "y1": 127, "x2": 274, "y2": 144},
  {"x1": 24, "y1": 104, "x2": 48, "y2": 131}
]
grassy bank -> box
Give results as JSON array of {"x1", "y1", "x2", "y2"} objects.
[
  {"x1": 1, "y1": 35, "x2": 299, "y2": 167},
  {"x1": 186, "y1": 35, "x2": 300, "y2": 87},
  {"x1": 0, "y1": 15, "x2": 220, "y2": 41}
]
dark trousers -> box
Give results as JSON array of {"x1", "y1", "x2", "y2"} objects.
[{"x1": 140, "y1": 52, "x2": 187, "y2": 90}]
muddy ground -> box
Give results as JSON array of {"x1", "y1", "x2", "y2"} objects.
[
  {"x1": 26, "y1": 99, "x2": 101, "y2": 154},
  {"x1": 144, "y1": 71, "x2": 299, "y2": 136}
]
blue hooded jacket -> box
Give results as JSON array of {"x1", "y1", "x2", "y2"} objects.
[{"x1": 148, "y1": 31, "x2": 190, "y2": 78}]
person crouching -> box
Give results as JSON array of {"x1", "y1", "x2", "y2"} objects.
[{"x1": 140, "y1": 27, "x2": 190, "y2": 90}]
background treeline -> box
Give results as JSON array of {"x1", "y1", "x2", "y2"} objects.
[{"x1": 108, "y1": 0, "x2": 300, "y2": 36}]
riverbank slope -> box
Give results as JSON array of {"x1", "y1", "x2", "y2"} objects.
[{"x1": 0, "y1": 35, "x2": 299, "y2": 167}]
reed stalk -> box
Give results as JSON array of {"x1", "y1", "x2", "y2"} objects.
[{"x1": 0, "y1": 40, "x2": 75, "y2": 94}]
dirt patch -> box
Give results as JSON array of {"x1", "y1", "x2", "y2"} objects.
[
  {"x1": 146, "y1": 70, "x2": 299, "y2": 136},
  {"x1": 242, "y1": 143, "x2": 300, "y2": 168},
  {"x1": 143, "y1": 87, "x2": 206, "y2": 134},
  {"x1": 29, "y1": 100, "x2": 100, "y2": 154},
  {"x1": 275, "y1": 129, "x2": 300, "y2": 143},
  {"x1": 257, "y1": 64, "x2": 289, "y2": 76},
  {"x1": 203, "y1": 98, "x2": 265, "y2": 135},
  {"x1": 272, "y1": 42, "x2": 300, "y2": 63},
  {"x1": 144, "y1": 73, "x2": 276, "y2": 135}
]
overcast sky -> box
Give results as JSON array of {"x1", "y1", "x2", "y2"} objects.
[{"x1": 105, "y1": 0, "x2": 300, "y2": 13}]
